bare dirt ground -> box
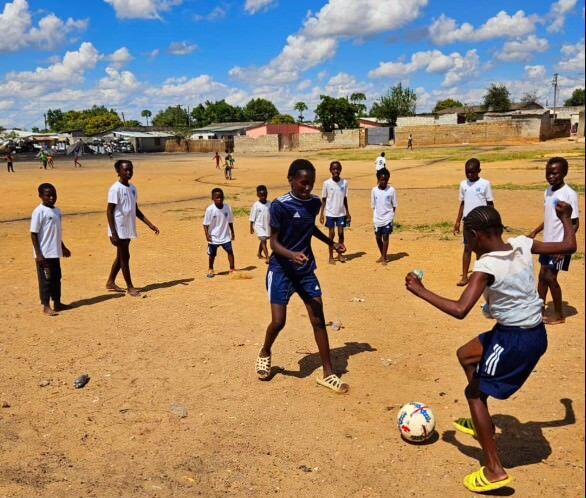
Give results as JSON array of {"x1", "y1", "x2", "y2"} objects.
[{"x1": 0, "y1": 141, "x2": 584, "y2": 497}]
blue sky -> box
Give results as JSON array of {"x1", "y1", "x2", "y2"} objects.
[{"x1": 0, "y1": 0, "x2": 584, "y2": 129}]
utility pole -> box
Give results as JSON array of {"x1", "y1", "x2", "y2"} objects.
[
  {"x1": 121, "y1": 112, "x2": 126, "y2": 125},
  {"x1": 552, "y1": 73, "x2": 559, "y2": 119},
  {"x1": 43, "y1": 113, "x2": 48, "y2": 131}
]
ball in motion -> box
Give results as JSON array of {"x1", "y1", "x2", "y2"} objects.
[{"x1": 397, "y1": 402, "x2": 436, "y2": 442}]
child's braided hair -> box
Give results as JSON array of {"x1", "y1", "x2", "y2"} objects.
[{"x1": 463, "y1": 206, "x2": 504, "y2": 234}]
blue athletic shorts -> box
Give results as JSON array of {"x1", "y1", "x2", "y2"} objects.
[
  {"x1": 266, "y1": 266, "x2": 322, "y2": 305},
  {"x1": 539, "y1": 254, "x2": 571, "y2": 272},
  {"x1": 375, "y1": 222, "x2": 393, "y2": 236},
  {"x1": 207, "y1": 242, "x2": 233, "y2": 257},
  {"x1": 325, "y1": 216, "x2": 347, "y2": 228},
  {"x1": 475, "y1": 322, "x2": 547, "y2": 400}
]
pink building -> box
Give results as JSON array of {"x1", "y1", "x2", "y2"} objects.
[{"x1": 246, "y1": 123, "x2": 321, "y2": 138}]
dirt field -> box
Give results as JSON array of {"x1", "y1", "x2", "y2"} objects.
[{"x1": 0, "y1": 142, "x2": 584, "y2": 497}]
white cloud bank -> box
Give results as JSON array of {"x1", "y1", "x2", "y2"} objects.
[{"x1": 104, "y1": 0, "x2": 182, "y2": 20}]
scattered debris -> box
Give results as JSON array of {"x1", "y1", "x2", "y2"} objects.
[
  {"x1": 39, "y1": 379, "x2": 51, "y2": 387},
  {"x1": 298, "y1": 465, "x2": 313, "y2": 473},
  {"x1": 170, "y1": 402, "x2": 188, "y2": 418},
  {"x1": 350, "y1": 297, "x2": 365, "y2": 302},
  {"x1": 73, "y1": 374, "x2": 90, "y2": 389},
  {"x1": 331, "y1": 320, "x2": 343, "y2": 331},
  {"x1": 439, "y1": 391, "x2": 447, "y2": 397},
  {"x1": 381, "y1": 358, "x2": 393, "y2": 367},
  {"x1": 1, "y1": 400, "x2": 10, "y2": 408}
]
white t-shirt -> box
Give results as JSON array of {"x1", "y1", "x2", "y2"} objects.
[
  {"x1": 250, "y1": 200, "x2": 271, "y2": 237},
  {"x1": 371, "y1": 186, "x2": 398, "y2": 227},
  {"x1": 375, "y1": 155, "x2": 387, "y2": 171},
  {"x1": 321, "y1": 178, "x2": 348, "y2": 218},
  {"x1": 459, "y1": 178, "x2": 494, "y2": 216},
  {"x1": 474, "y1": 236, "x2": 543, "y2": 328},
  {"x1": 543, "y1": 184, "x2": 580, "y2": 242},
  {"x1": 108, "y1": 182, "x2": 137, "y2": 239},
  {"x1": 30, "y1": 204, "x2": 63, "y2": 258},
  {"x1": 204, "y1": 203, "x2": 234, "y2": 244}
]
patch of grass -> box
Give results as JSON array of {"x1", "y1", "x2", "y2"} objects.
[
  {"x1": 164, "y1": 207, "x2": 198, "y2": 213},
  {"x1": 574, "y1": 251, "x2": 584, "y2": 260},
  {"x1": 231, "y1": 207, "x2": 250, "y2": 217},
  {"x1": 494, "y1": 182, "x2": 585, "y2": 193},
  {"x1": 395, "y1": 221, "x2": 453, "y2": 233},
  {"x1": 568, "y1": 183, "x2": 585, "y2": 193}
]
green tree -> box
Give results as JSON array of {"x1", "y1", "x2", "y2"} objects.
[
  {"x1": 520, "y1": 92, "x2": 539, "y2": 105},
  {"x1": 141, "y1": 109, "x2": 152, "y2": 126},
  {"x1": 483, "y1": 84, "x2": 511, "y2": 112},
  {"x1": 464, "y1": 106, "x2": 479, "y2": 122},
  {"x1": 244, "y1": 98, "x2": 279, "y2": 122},
  {"x1": 370, "y1": 83, "x2": 416, "y2": 126},
  {"x1": 46, "y1": 109, "x2": 65, "y2": 131},
  {"x1": 314, "y1": 95, "x2": 357, "y2": 132},
  {"x1": 294, "y1": 101, "x2": 308, "y2": 122},
  {"x1": 271, "y1": 114, "x2": 296, "y2": 124},
  {"x1": 31, "y1": 127, "x2": 40, "y2": 133},
  {"x1": 46, "y1": 106, "x2": 121, "y2": 134},
  {"x1": 124, "y1": 120, "x2": 142, "y2": 127},
  {"x1": 349, "y1": 92, "x2": 367, "y2": 117},
  {"x1": 197, "y1": 100, "x2": 245, "y2": 125},
  {"x1": 433, "y1": 98, "x2": 463, "y2": 113},
  {"x1": 565, "y1": 88, "x2": 585, "y2": 106},
  {"x1": 152, "y1": 106, "x2": 189, "y2": 128}
]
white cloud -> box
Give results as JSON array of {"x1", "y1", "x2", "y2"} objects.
[
  {"x1": 369, "y1": 49, "x2": 480, "y2": 88},
  {"x1": 232, "y1": 0, "x2": 427, "y2": 87},
  {"x1": 0, "y1": 0, "x2": 87, "y2": 52},
  {"x1": 556, "y1": 39, "x2": 585, "y2": 72},
  {"x1": 168, "y1": 41, "x2": 198, "y2": 55},
  {"x1": 147, "y1": 48, "x2": 160, "y2": 58},
  {"x1": 104, "y1": 47, "x2": 134, "y2": 67},
  {"x1": 244, "y1": 0, "x2": 276, "y2": 15},
  {"x1": 297, "y1": 79, "x2": 312, "y2": 91},
  {"x1": 194, "y1": 6, "x2": 227, "y2": 21},
  {"x1": 429, "y1": 10, "x2": 537, "y2": 45},
  {"x1": 496, "y1": 35, "x2": 549, "y2": 62},
  {"x1": 546, "y1": 0, "x2": 578, "y2": 32},
  {"x1": 104, "y1": 0, "x2": 182, "y2": 19},
  {"x1": 525, "y1": 65, "x2": 547, "y2": 80},
  {"x1": 145, "y1": 75, "x2": 226, "y2": 100},
  {"x1": 324, "y1": 72, "x2": 372, "y2": 98}
]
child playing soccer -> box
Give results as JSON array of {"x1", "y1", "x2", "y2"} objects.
[
  {"x1": 453, "y1": 158, "x2": 494, "y2": 286},
  {"x1": 371, "y1": 168, "x2": 397, "y2": 265},
  {"x1": 250, "y1": 185, "x2": 271, "y2": 264},
  {"x1": 30, "y1": 183, "x2": 72, "y2": 316},
  {"x1": 405, "y1": 203, "x2": 576, "y2": 492},
  {"x1": 223, "y1": 154, "x2": 233, "y2": 180},
  {"x1": 255, "y1": 159, "x2": 348, "y2": 393},
  {"x1": 106, "y1": 160, "x2": 159, "y2": 296},
  {"x1": 203, "y1": 187, "x2": 235, "y2": 278},
  {"x1": 529, "y1": 157, "x2": 580, "y2": 324},
  {"x1": 319, "y1": 160, "x2": 351, "y2": 264}
]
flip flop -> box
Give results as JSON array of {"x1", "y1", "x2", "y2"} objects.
[
  {"x1": 316, "y1": 374, "x2": 349, "y2": 394},
  {"x1": 255, "y1": 353, "x2": 271, "y2": 380},
  {"x1": 463, "y1": 467, "x2": 512, "y2": 492},
  {"x1": 453, "y1": 417, "x2": 477, "y2": 437}
]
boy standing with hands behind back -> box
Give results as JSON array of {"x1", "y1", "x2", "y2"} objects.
[
  {"x1": 204, "y1": 187, "x2": 235, "y2": 278},
  {"x1": 453, "y1": 158, "x2": 494, "y2": 286}
]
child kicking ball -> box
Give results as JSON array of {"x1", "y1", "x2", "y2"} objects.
[{"x1": 405, "y1": 203, "x2": 576, "y2": 492}]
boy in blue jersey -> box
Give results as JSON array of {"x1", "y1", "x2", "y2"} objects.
[{"x1": 255, "y1": 159, "x2": 349, "y2": 393}]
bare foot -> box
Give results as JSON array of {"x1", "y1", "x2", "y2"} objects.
[
  {"x1": 328, "y1": 258, "x2": 336, "y2": 265},
  {"x1": 376, "y1": 257, "x2": 384, "y2": 263},
  {"x1": 456, "y1": 277, "x2": 469, "y2": 287},
  {"x1": 338, "y1": 254, "x2": 347, "y2": 263},
  {"x1": 53, "y1": 303, "x2": 72, "y2": 311},
  {"x1": 544, "y1": 315, "x2": 565, "y2": 325},
  {"x1": 127, "y1": 287, "x2": 141, "y2": 297},
  {"x1": 106, "y1": 282, "x2": 126, "y2": 292},
  {"x1": 381, "y1": 260, "x2": 388, "y2": 266},
  {"x1": 43, "y1": 305, "x2": 58, "y2": 316}
]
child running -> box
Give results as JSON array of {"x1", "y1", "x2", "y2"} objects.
[
  {"x1": 30, "y1": 183, "x2": 72, "y2": 316},
  {"x1": 405, "y1": 203, "x2": 576, "y2": 493},
  {"x1": 203, "y1": 187, "x2": 235, "y2": 278},
  {"x1": 319, "y1": 160, "x2": 351, "y2": 264},
  {"x1": 106, "y1": 160, "x2": 159, "y2": 296},
  {"x1": 453, "y1": 158, "x2": 494, "y2": 286},
  {"x1": 250, "y1": 185, "x2": 271, "y2": 263},
  {"x1": 213, "y1": 152, "x2": 221, "y2": 169},
  {"x1": 255, "y1": 159, "x2": 349, "y2": 394},
  {"x1": 371, "y1": 168, "x2": 397, "y2": 264},
  {"x1": 529, "y1": 157, "x2": 580, "y2": 324}
]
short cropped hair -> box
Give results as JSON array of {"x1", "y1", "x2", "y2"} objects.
[
  {"x1": 381, "y1": 152, "x2": 385, "y2": 157},
  {"x1": 465, "y1": 158, "x2": 480, "y2": 170},
  {"x1": 114, "y1": 159, "x2": 133, "y2": 171},
  {"x1": 38, "y1": 183, "x2": 55, "y2": 194},
  {"x1": 464, "y1": 206, "x2": 504, "y2": 235},
  {"x1": 329, "y1": 160, "x2": 342, "y2": 169},
  {"x1": 256, "y1": 184, "x2": 267, "y2": 192},
  {"x1": 546, "y1": 156, "x2": 569, "y2": 175},
  {"x1": 376, "y1": 167, "x2": 390, "y2": 179},
  {"x1": 288, "y1": 159, "x2": 315, "y2": 178},
  {"x1": 211, "y1": 187, "x2": 223, "y2": 197}
]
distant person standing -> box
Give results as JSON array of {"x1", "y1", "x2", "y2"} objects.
[
  {"x1": 5, "y1": 151, "x2": 14, "y2": 172},
  {"x1": 38, "y1": 150, "x2": 48, "y2": 169},
  {"x1": 407, "y1": 134, "x2": 413, "y2": 150},
  {"x1": 213, "y1": 151, "x2": 221, "y2": 169},
  {"x1": 375, "y1": 151, "x2": 386, "y2": 173},
  {"x1": 47, "y1": 151, "x2": 55, "y2": 168}
]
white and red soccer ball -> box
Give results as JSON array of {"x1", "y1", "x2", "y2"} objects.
[{"x1": 397, "y1": 402, "x2": 436, "y2": 442}]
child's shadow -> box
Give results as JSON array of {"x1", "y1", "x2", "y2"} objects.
[
  {"x1": 274, "y1": 341, "x2": 377, "y2": 379},
  {"x1": 216, "y1": 266, "x2": 257, "y2": 276},
  {"x1": 343, "y1": 251, "x2": 366, "y2": 262},
  {"x1": 386, "y1": 251, "x2": 408, "y2": 262},
  {"x1": 141, "y1": 278, "x2": 194, "y2": 292},
  {"x1": 545, "y1": 301, "x2": 578, "y2": 318},
  {"x1": 442, "y1": 398, "x2": 575, "y2": 468}
]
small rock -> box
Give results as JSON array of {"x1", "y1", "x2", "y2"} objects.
[
  {"x1": 381, "y1": 358, "x2": 393, "y2": 367},
  {"x1": 331, "y1": 320, "x2": 342, "y2": 331},
  {"x1": 350, "y1": 297, "x2": 365, "y2": 302},
  {"x1": 439, "y1": 391, "x2": 447, "y2": 397},
  {"x1": 39, "y1": 379, "x2": 51, "y2": 387},
  {"x1": 1, "y1": 400, "x2": 10, "y2": 408},
  {"x1": 170, "y1": 402, "x2": 188, "y2": 418},
  {"x1": 73, "y1": 374, "x2": 90, "y2": 389},
  {"x1": 298, "y1": 465, "x2": 312, "y2": 473}
]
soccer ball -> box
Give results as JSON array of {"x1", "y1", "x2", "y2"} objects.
[{"x1": 397, "y1": 402, "x2": 436, "y2": 442}]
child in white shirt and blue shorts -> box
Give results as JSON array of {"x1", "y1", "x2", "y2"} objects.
[{"x1": 203, "y1": 187, "x2": 235, "y2": 278}]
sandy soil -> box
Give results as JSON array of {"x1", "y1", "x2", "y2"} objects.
[{"x1": 0, "y1": 143, "x2": 584, "y2": 497}]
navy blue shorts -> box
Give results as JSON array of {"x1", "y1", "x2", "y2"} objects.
[
  {"x1": 539, "y1": 254, "x2": 571, "y2": 272},
  {"x1": 475, "y1": 322, "x2": 547, "y2": 400},
  {"x1": 207, "y1": 242, "x2": 233, "y2": 257},
  {"x1": 325, "y1": 216, "x2": 347, "y2": 228},
  {"x1": 266, "y1": 266, "x2": 322, "y2": 305},
  {"x1": 375, "y1": 222, "x2": 393, "y2": 236}
]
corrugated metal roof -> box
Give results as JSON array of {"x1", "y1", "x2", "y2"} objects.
[
  {"x1": 112, "y1": 131, "x2": 176, "y2": 138},
  {"x1": 192, "y1": 122, "x2": 264, "y2": 132}
]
